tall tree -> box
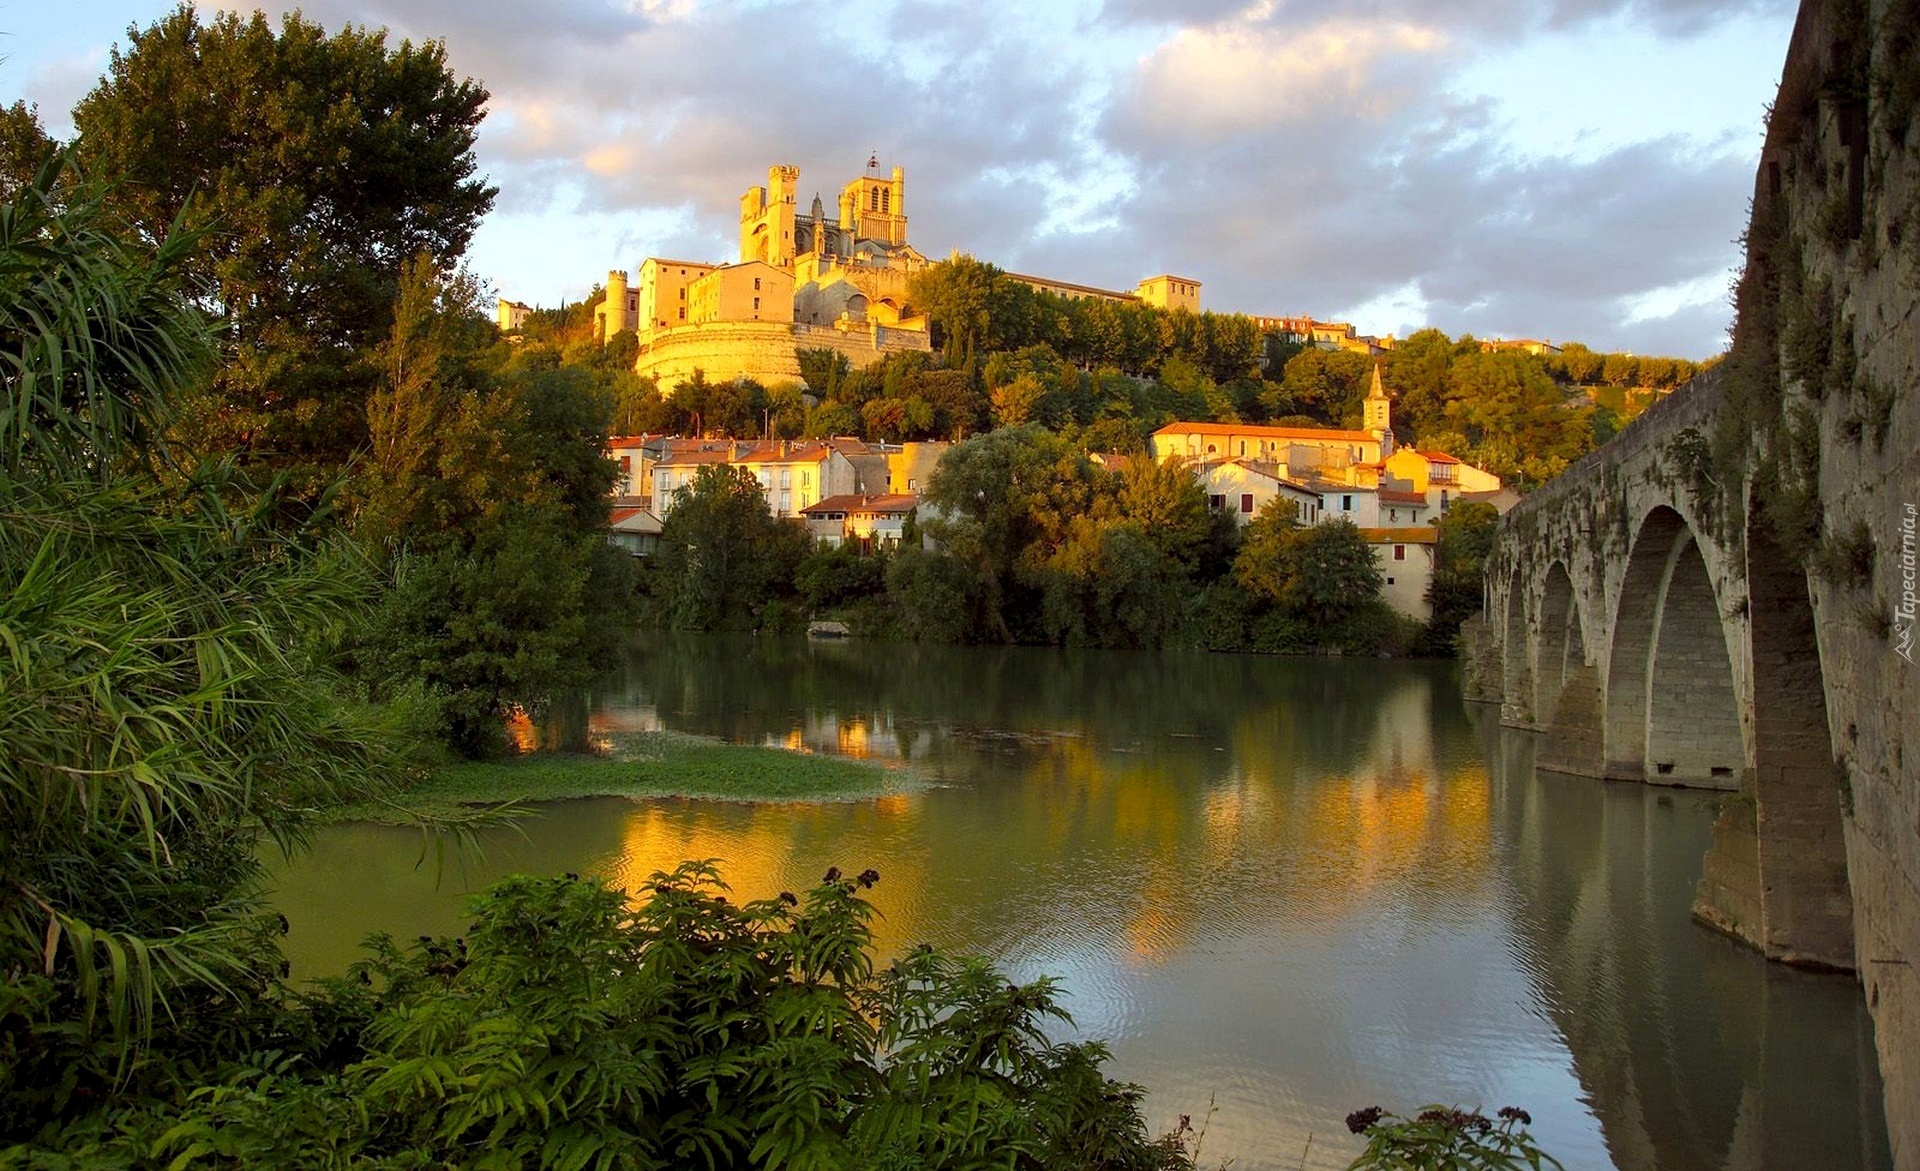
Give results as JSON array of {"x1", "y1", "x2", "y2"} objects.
[
  {"x1": 652, "y1": 465, "x2": 807, "y2": 631},
  {"x1": 0, "y1": 103, "x2": 56, "y2": 198},
  {"x1": 71, "y1": 5, "x2": 495, "y2": 481},
  {"x1": 1235, "y1": 511, "x2": 1382, "y2": 627}
]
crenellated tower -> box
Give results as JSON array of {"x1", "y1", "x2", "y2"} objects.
[{"x1": 739, "y1": 164, "x2": 800, "y2": 267}]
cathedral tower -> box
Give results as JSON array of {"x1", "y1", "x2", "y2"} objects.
[
  {"x1": 839, "y1": 162, "x2": 907, "y2": 247},
  {"x1": 740, "y1": 164, "x2": 800, "y2": 267}
]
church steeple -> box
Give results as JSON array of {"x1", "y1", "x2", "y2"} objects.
[{"x1": 1364, "y1": 361, "x2": 1393, "y2": 454}]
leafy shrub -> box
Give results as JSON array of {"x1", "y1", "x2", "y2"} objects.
[
  {"x1": 1345, "y1": 1104, "x2": 1564, "y2": 1170},
  {"x1": 34, "y1": 865, "x2": 1197, "y2": 1170}
]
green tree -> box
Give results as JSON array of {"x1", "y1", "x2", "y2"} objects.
[
  {"x1": 1385, "y1": 328, "x2": 1455, "y2": 440},
  {"x1": 884, "y1": 544, "x2": 982, "y2": 642},
  {"x1": 1264, "y1": 348, "x2": 1369, "y2": 426},
  {"x1": 1421, "y1": 501, "x2": 1500, "y2": 654},
  {"x1": 1442, "y1": 351, "x2": 1593, "y2": 484},
  {"x1": 1113, "y1": 454, "x2": 1219, "y2": 573},
  {"x1": 72, "y1": 5, "x2": 495, "y2": 482},
  {"x1": 348, "y1": 258, "x2": 630, "y2": 756},
  {"x1": 908, "y1": 253, "x2": 999, "y2": 367},
  {"x1": 920, "y1": 426, "x2": 1101, "y2": 642},
  {"x1": 653, "y1": 465, "x2": 806, "y2": 631},
  {"x1": 1600, "y1": 351, "x2": 1642, "y2": 387},
  {"x1": 1235, "y1": 512, "x2": 1382, "y2": 627},
  {"x1": 0, "y1": 102, "x2": 55, "y2": 197}
]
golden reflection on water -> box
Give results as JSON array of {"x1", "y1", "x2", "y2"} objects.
[
  {"x1": 595, "y1": 797, "x2": 934, "y2": 962},
  {"x1": 274, "y1": 642, "x2": 1892, "y2": 1171}
]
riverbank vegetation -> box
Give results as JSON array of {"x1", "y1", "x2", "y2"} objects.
[
  {"x1": 336, "y1": 731, "x2": 918, "y2": 822},
  {"x1": 641, "y1": 429, "x2": 1501, "y2": 657}
]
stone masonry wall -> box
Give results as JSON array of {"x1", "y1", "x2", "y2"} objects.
[{"x1": 635, "y1": 320, "x2": 931, "y2": 390}]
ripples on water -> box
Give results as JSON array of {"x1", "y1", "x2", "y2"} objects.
[{"x1": 272, "y1": 636, "x2": 1889, "y2": 1171}]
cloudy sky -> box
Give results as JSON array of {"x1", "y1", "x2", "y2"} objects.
[{"x1": 6, "y1": 0, "x2": 1796, "y2": 357}]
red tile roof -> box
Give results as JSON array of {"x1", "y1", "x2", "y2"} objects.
[
  {"x1": 1378, "y1": 489, "x2": 1427, "y2": 505},
  {"x1": 802, "y1": 493, "x2": 919, "y2": 515},
  {"x1": 1154, "y1": 420, "x2": 1379, "y2": 443},
  {"x1": 1360, "y1": 526, "x2": 1439, "y2": 543}
]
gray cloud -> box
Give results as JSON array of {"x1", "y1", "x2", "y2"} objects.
[{"x1": 219, "y1": 0, "x2": 1775, "y2": 355}]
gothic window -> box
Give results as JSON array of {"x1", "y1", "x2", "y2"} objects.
[{"x1": 882, "y1": 190, "x2": 891, "y2": 212}]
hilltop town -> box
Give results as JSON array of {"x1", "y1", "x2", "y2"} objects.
[{"x1": 500, "y1": 159, "x2": 1698, "y2": 639}]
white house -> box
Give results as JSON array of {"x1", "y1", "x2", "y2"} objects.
[
  {"x1": 1361, "y1": 526, "x2": 1439, "y2": 621},
  {"x1": 1192, "y1": 458, "x2": 1323, "y2": 524},
  {"x1": 799, "y1": 494, "x2": 919, "y2": 549}
]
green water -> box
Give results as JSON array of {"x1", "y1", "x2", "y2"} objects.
[{"x1": 273, "y1": 634, "x2": 1890, "y2": 1170}]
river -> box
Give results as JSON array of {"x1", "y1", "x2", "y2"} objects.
[{"x1": 272, "y1": 633, "x2": 1891, "y2": 1170}]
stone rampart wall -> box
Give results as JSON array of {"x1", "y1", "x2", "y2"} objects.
[{"x1": 635, "y1": 320, "x2": 931, "y2": 390}]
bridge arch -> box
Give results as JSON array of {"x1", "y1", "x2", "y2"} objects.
[
  {"x1": 1533, "y1": 561, "x2": 1586, "y2": 721},
  {"x1": 1603, "y1": 506, "x2": 1742, "y2": 787},
  {"x1": 1502, "y1": 573, "x2": 1530, "y2": 723}
]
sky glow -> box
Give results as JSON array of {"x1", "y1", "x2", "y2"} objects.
[{"x1": 3, "y1": 0, "x2": 1798, "y2": 356}]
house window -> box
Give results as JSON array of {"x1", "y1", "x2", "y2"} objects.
[
  {"x1": 1386, "y1": 576, "x2": 1396, "y2": 585},
  {"x1": 1209, "y1": 494, "x2": 1225, "y2": 511},
  {"x1": 1389, "y1": 508, "x2": 1398, "y2": 522},
  {"x1": 677, "y1": 308, "x2": 685, "y2": 320},
  {"x1": 754, "y1": 297, "x2": 760, "y2": 311},
  {"x1": 780, "y1": 470, "x2": 791, "y2": 489},
  {"x1": 780, "y1": 492, "x2": 790, "y2": 514},
  {"x1": 1342, "y1": 495, "x2": 1353, "y2": 511},
  {"x1": 1393, "y1": 545, "x2": 1406, "y2": 561},
  {"x1": 802, "y1": 471, "x2": 811, "y2": 487},
  {"x1": 1238, "y1": 441, "x2": 1246, "y2": 456},
  {"x1": 1240, "y1": 494, "x2": 1254, "y2": 514},
  {"x1": 754, "y1": 277, "x2": 761, "y2": 290}
]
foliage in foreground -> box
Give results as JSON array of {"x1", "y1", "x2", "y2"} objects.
[
  {"x1": 17, "y1": 865, "x2": 1198, "y2": 1171},
  {"x1": 1345, "y1": 1104, "x2": 1564, "y2": 1170},
  {"x1": 0, "y1": 150, "x2": 401, "y2": 1138}
]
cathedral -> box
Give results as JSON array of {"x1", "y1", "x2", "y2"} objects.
[
  {"x1": 589, "y1": 161, "x2": 935, "y2": 390},
  {"x1": 579, "y1": 159, "x2": 1201, "y2": 392}
]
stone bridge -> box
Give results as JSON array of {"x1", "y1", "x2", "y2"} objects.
[
  {"x1": 1463, "y1": 0, "x2": 1919, "y2": 1161},
  {"x1": 1471, "y1": 366, "x2": 1860, "y2": 968}
]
